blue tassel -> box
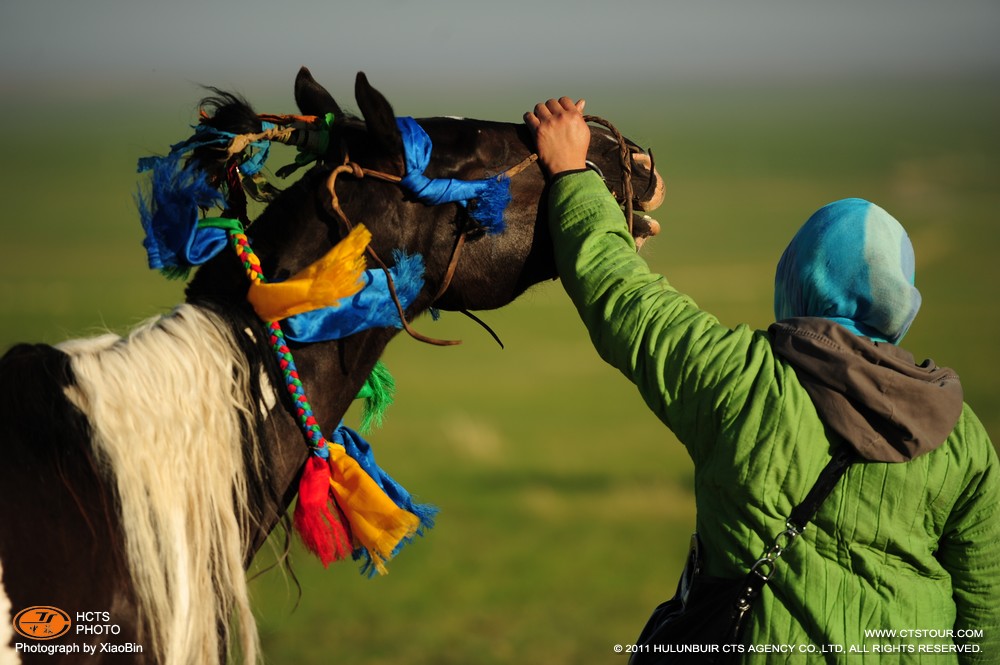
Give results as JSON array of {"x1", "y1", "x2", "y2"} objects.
[
  {"x1": 330, "y1": 423, "x2": 437, "y2": 576},
  {"x1": 282, "y1": 251, "x2": 425, "y2": 343},
  {"x1": 136, "y1": 151, "x2": 227, "y2": 275},
  {"x1": 396, "y1": 116, "x2": 510, "y2": 234},
  {"x1": 467, "y1": 176, "x2": 510, "y2": 234},
  {"x1": 136, "y1": 122, "x2": 276, "y2": 277}
]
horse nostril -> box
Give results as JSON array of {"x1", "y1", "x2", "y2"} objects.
[
  {"x1": 632, "y1": 213, "x2": 661, "y2": 240},
  {"x1": 644, "y1": 216, "x2": 661, "y2": 237}
]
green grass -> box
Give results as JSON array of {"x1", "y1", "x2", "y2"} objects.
[{"x1": 2, "y1": 80, "x2": 997, "y2": 664}]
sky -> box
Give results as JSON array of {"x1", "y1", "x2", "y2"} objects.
[{"x1": 2, "y1": 0, "x2": 999, "y2": 105}]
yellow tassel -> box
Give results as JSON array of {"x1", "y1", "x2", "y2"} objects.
[
  {"x1": 247, "y1": 224, "x2": 371, "y2": 321},
  {"x1": 326, "y1": 444, "x2": 420, "y2": 575}
]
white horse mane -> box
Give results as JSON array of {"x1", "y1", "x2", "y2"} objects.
[{"x1": 58, "y1": 304, "x2": 267, "y2": 665}]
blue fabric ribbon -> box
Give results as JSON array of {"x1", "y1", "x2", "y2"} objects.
[
  {"x1": 774, "y1": 198, "x2": 921, "y2": 344},
  {"x1": 137, "y1": 149, "x2": 227, "y2": 272},
  {"x1": 396, "y1": 116, "x2": 511, "y2": 234},
  {"x1": 331, "y1": 422, "x2": 437, "y2": 576},
  {"x1": 235, "y1": 122, "x2": 274, "y2": 176},
  {"x1": 282, "y1": 251, "x2": 425, "y2": 343},
  {"x1": 136, "y1": 124, "x2": 274, "y2": 273}
]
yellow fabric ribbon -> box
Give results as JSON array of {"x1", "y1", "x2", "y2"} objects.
[
  {"x1": 247, "y1": 224, "x2": 371, "y2": 321},
  {"x1": 326, "y1": 444, "x2": 421, "y2": 575}
]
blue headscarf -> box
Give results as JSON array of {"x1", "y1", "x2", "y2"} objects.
[{"x1": 774, "y1": 198, "x2": 921, "y2": 344}]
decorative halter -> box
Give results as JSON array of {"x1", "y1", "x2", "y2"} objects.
[{"x1": 136, "y1": 108, "x2": 518, "y2": 573}]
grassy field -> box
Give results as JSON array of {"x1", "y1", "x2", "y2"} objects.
[{"x1": 2, "y1": 78, "x2": 997, "y2": 663}]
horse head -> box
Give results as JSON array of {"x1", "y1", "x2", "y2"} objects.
[{"x1": 187, "y1": 68, "x2": 663, "y2": 320}]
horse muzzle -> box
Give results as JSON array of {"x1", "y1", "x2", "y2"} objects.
[{"x1": 631, "y1": 152, "x2": 664, "y2": 249}]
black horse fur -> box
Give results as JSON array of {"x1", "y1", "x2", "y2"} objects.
[{"x1": 0, "y1": 68, "x2": 662, "y2": 665}]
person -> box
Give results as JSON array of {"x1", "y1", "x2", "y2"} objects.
[{"x1": 523, "y1": 98, "x2": 1000, "y2": 662}]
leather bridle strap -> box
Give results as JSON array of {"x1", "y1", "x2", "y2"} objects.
[
  {"x1": 322, "y1": 153, "x2": 539, "y2": 347},
  {"x1": 584, "y1": 115, "x2": 634, "y2": 236},
  {"x1": 323, "y1": 162, "x2": 459, "y2": 346},
  {"x1": 431, "y1": 153, "x2": 538, "y2": 304}
]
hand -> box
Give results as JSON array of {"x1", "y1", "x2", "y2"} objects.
[{"x1": 523, "y1": 97, "x2": 590, "y2": 177}]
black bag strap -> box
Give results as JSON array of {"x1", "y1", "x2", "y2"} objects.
[
  {"x1": 789, "y1": 446, "x2": 857, "y2": 530},
  {"x1": 731, "y1": 447, "x2": 857, "y2": 630}
]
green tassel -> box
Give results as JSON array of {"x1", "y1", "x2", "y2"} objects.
[
  {"x1": 159, "y1": 266, "x2": 192, "y2": 280},
  {"x1": 356, "y1": 361, "x2": 395, "y2": 434}
]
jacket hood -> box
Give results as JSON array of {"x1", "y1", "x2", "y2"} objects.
[
  {"x1": 773, "y1": 198, "x2": 921, "y2": 345},
  {"x1": 769, "y1": 317, "x2": 963, "y2": 463}
]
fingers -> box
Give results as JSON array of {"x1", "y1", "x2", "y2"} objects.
[
  {"x1": 525, "y1": 97, "x2": 585, "y2": 119},
  {"x1": 522, "y1": 96, "x2": 590, "y2": 176},
  {"x1": 539, "y1": 97, "x2": 584, "y2": 118},
  {"x1": 523, "y1": 97, "x2": 586, "y2": 134}
]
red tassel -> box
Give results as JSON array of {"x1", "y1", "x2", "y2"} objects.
[{"x1": 293, "y1": 455, "x2": 352, "y2": 566}]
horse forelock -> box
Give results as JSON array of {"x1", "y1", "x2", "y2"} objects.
[{"x1": 58, "y1": 304, "x2": 273, "y2": 665}]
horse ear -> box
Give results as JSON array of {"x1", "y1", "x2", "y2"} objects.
[
  {"x1": 354, "y1": 72, "x2": 403, "y2": 156},
  {"x1": 294, "y1": 67, "x2": 343, "y2": 118}
]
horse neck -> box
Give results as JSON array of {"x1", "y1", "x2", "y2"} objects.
[
  {"x1": 184, "y1": 170, "x2": 448, "y2": 561},
  {"x1": 242, "y1": 324, "x2": 400, "y2": 560}
]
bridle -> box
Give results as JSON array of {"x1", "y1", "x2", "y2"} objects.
[
  {"x1": 319, "y1": 151, "x2": 538, "y2": 347},
  {"x1": 585, "y1": 115, "x2": 636, "y2": 237},
  {"x1": 228, "y1": 113, "x2": 646, "y2": 347}
]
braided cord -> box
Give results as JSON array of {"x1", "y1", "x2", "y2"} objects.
[{"x1": 230, "y1": 230, "x2": 330, "y2": 456}]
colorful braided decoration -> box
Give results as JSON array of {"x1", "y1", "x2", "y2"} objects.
[
  {"x1": 136, "y1": 115, "x2": 438, "y2": 573},
  {"x1": 219, "y1": 164, "x2": 337, "y2": 456},
  {"x1": 229, "y1": 231, "x2": 327, "y2": 449},
  {"x1": 227, "y1": 225, "x2": 354, "y2": 562},
  {"x1": 218, "y1": 165, "x2": 431, "y2": 572}
]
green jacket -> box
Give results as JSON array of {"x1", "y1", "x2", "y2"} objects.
[{"x1": 548, "y1": 171, "x2": 1000, "y2": 663}]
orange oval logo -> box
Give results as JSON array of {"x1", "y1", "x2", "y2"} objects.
[{"x1": 13, "y1": 606, "x2": 72, "y2": 640}]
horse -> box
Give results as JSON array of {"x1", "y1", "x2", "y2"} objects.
[{"x1": 0, "y1": 68, "x2": 663, "y2": 665}]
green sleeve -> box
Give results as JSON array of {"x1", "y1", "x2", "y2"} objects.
[
  {"x1": 547, "y1": 171, "x2": 774, "y2": 462},
  {"x1": 937, "y1": 411, "x2": 1000, "y2": 663}
]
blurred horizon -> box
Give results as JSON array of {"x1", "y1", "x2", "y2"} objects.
[
  {"x1": 4, "y1": 0, "x2": 999, "y2": 98},
  {"x1": 4, "y1": 0, "x2": 997, "y2": 161}
]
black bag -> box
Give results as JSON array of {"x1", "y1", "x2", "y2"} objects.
[
  {"x1": 628, "y1": 449, "x2": 856, "y2": 664},
  {"x1": 628, "y1": 534, "x2": 749, "y2": 664}
]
